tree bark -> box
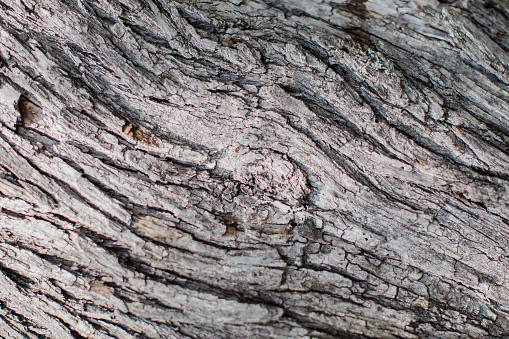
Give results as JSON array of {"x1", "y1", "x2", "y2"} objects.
[{"x1": 1, "y1": 0, "x2": 509, "y2": 337}]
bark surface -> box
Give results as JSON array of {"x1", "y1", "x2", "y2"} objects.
[{"x1": 1, "y1": 0, "x2": 509, "y2": 338}]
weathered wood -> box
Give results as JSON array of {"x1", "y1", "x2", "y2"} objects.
[{"x1": 1, "y1": 0, "x2": 509, "y2": 337}]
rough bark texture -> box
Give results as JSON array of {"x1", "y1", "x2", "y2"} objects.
[{"x1": 1, "y1": 0, "x2": 509, "y2": 338}]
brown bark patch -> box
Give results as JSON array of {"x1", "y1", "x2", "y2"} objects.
[
  {"x1": 122, "y1": 122, "x2": 159, "y2": 145},
  {"x1": 343, "y1": 27, "x2": 373, "y2": 47},
  {"x1": 16, "y1": 94, "x2": 42, "y2": 126},
  {"x1": 330, "y1": 0, "x2": 370, "y2": 20}
]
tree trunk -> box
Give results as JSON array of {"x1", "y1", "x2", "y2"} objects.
[{"x1": 1, "y1": 0, "x2": 509, "y2": 337}]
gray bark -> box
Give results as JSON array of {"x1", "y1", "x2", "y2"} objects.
[{"x1": 0, "y1": 0, "x2": 509, "y2": 337}]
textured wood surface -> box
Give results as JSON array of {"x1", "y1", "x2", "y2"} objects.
[{"x1": 1, "y1": 0, "x2": 509, "y2": 337}]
